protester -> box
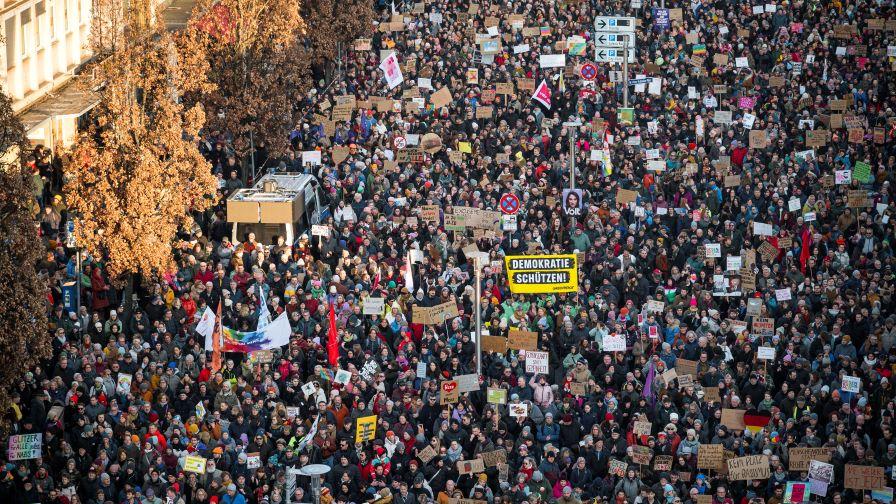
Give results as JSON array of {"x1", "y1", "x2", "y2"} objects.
[{"x1": 6, "y1": 0, "x2": 896, "y2": 503}]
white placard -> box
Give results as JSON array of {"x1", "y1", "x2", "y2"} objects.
[
  {"x1": 735, "y1": 57, "x2": 749, "y2": 68},
  {"x1": 455, "y1": 373, "x2": 481, "y2": 393},
  {"x1": 311, "y1": 224, "x2": 330, "y2": 237},
  {"x1": 841, "y1": 375, "x2": 861, "y2": 393},
  {"x1": 301, "y1": 382, "x2": 317, "y2": 398},
  {"x1": 727, "y1": 256, "x2": 742, "y2": 271},
  {"x1": 705, "y1": 243, "x2": 722, "y2": 258},
  {"x1": 416, "y1": 361, "x2": 427, "y2": 377},
  {"x1": 835, "y1": 170, "x2": 851, "y2": 184},
  {"x1": 302, "y1": 150, "x2": 322, "y2": 166},
  {"x1": 539, "y1": 54, "x2": 566, "y2": 68},
  {"x1": 775, "y1": 288, "x2": 792, "y2": 301},
  {"x1": 7, "y1": 434, "x2": 42, "y2": 460},
  {"x1": 757, "y1": 346, "x2": 776, "y2": 360},
  {"x1": 363, "y1": 297, "x2": 385, "y2": 315},
  {"x1": 525, "y1": 351, "x2": 549, "y2": 374},
  {"x1": 509, "y1": 402, "x2": 529, "y2": 417},
  {"x1": 788, "y1": 198, "x2": 801, "y2": 212},
  {"x1": 743, "y1": 113, "x2": 756, "y2": 129},
  {"x1": 753, "y1": 222, "x2": 774, "y2": 236},
  {"x1": 603, "y1": 334, "x2": 627, "y2": 352},
  {"x1": 417, "y1": 77, "x2": 433, "y2": 90},
  {"x1": 513, "y1": 44, "x2": 530, "y2": 54}
]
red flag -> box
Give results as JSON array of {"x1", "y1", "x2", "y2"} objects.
[
  {"x1": 533, "y1": 79, "x2": 552, "y2": 109},
  {"x1": 327, "y1": 303, "x2": 339, "y2": 367},
  {"x1": 211, "y1": 300, "x2": 223, "y2": 373}
]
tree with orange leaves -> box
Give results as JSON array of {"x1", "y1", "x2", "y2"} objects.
[
  {"x1": 304, "y1": 0, "x2": 375, "y2": 61},
  {"x1": 64, "y1": 13, "x2": 218, "y2": 285},
  {"x1": 182, "y1": 0, "x2": 311, "y2": 160},
  {"x1": 0, "y1": 87, "x2": 51, "y2": 427}
]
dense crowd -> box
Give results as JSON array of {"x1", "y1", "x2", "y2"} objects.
[{"x1": 7, "y1": 0, "x2": 896, "y2": 503}]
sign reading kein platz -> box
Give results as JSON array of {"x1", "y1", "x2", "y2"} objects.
[{"x1": 505, "y1": 254, "x2": 578, "y2": 294}]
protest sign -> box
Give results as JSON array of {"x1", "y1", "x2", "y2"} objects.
[
  {"x1": 482, "y1": 335, "x2": 508, "y2": 353},
  {"x1": 721, "y1": 409, "x2": 746, "y2": 431},
  {"x1": 413, "y1": 301, "x2": 460, "y2": 324},
  {"x1": 525, "y1": 351, "x2": 549, "y2": 374},
  {"x1": 632, "y1": 446, "x2": 653, "y2": 465},
  {"x1": 480, "y1": 449, "x2": 507, "y2": 468},
  {"x1": 845, "y1": 465, "x2": 886, "y2": 490},
  {"x1": 507, "y1": 329, "x2": 538, "y2": 351},
  {"x1": 356, "y1": 415, "x2": 377, "y2": 443},
  {"x1": 789, "y1": 447, "x2": 833, "y2": 471},
  {"x1": 603, "y1": 334, "x2": 627, "y2": 352},
  {"x1": 487, "y1": 387, "x2": 507, "y2": 404},
  {"x1": 727, "y1": 455, "x2": 770, "y2": 481},
  {"x1": 440, "y1": 380, "x2": 459, "y2": 404},
  {"x1": 633, "y1": 421, "x2": 652, "y2": 437},
  {"x1": 7, "y1": 433, "x2": 41, "y2": 460},
  {"x1": 363, "y1": 297, "x2": 385, "y2": 315},
  {"x1": 457, "y1": 458, "x2": 485, "y2": 475},
  {"x1": 184, "y1": 455, "x2": 208, "y2": 474},
  {"x1": 698, "y1": 444, "x2": 725, "y2": 469},
  {"x1": 504, "y1": 255, "x2": 578, "y2": 294},
  {"x1": 455, "y1": 374, "x2": 480, "y2": 393}
]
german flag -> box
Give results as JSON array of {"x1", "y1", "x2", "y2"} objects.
[{"x1": 743, "y1": 409, "x2": 772, "y2": 434}]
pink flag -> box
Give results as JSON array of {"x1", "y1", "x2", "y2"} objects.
[{"x1": 533, "y1": 79, "x2": 552, "y2": 109}]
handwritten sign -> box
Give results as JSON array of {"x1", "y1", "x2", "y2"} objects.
[
  {"x1": 507, "y1": 329, "x2": 539, "y2": 351},
  {"x1": 727, "y1": 455, "x2": 770, "y2": 481},
  {"x1": 845, "y1": 465, "x2": 886, "y2": 490},
  {"x1": 7, "y1": 434, "x2": 41, "y2": 460},
  {"x1": 698, "y1": 444, "x2": 725, "y2": 469},
  {"x1": 789, "y1": 447, "x2": 832, "y2": 471}
]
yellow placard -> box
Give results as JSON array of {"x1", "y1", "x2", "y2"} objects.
[
  {"x1": 356, "y1": 415, "x2": 377, "y2": 444},
  {"x1": 458, "y1": 142, "x2": 472, "y2": 153},
  {"x1": 504, "y1": 254, "x2": 578, "y2": 294},
  {"x1": 184, "y1": 455, "x2": 207, "y2": 474}
]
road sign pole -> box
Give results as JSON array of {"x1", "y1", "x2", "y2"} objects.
[
  {"x1": 570, "y1": 127, "x2": 576, "y2": 189},
  {"x1": 474, "y1": 256, "x2": 482, "y2": 376},
  {"x1": 623, "y1": 36, "x2": 630, "y2": 108}
]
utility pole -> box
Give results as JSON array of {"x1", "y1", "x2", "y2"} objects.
[
  {"x1": 474, "y1": 256, "x2": 482, "y2": 376},
  {"x1": 563, "y1": 120, "x2": 583, "y2": 189},
  {"x1": 623, "y1": 35, "x2": 630, "y2": 108}
]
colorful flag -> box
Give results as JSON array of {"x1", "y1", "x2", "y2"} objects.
[
  {"x1": 379, "y1": 52, "x2": 404, "y2": 90},
  {"x1": 403, "y1": 252, "x2": 414, "y2": 291},
  {"x1": 211, "y1": 301, "x2": 223, "y2": 372},
  {"x1": 197, "y1": 306, "x2": 216, "y2": 346},
  {"x1": 743, "y1": 409, "x2": 772, "y2": 434},
  {"x1": 256, "y1": 284, "x2": 270, "y2": 330},
  {"x1": 533, "y1": 79, "x2": 552, "y2": 109},
  {"x1": 219, "y1": 311, "x2": 291, "y2": 353},
  {"x1": 327, "y1": 303, "x2": 339, "y2": 366}
]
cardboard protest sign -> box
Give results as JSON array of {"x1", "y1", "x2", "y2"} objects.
[
  {"x1": 439, "y1": 380, "x2": 460, "y2": 405},
  {"x1": 654, "y1": 455, "x2": 673, "y2": 471},
  {"x1": 413, "y1": 301, "x2": 460, "y2": 324},
  {"x1": 845, "y1": 465, "x2": 886, "y2": 490},
  {"x1": 431, "y1": 87, "x2": 453, "y2": 108},
  {"x1": 633, "y1": 421, "x2": 653, "y2": 437},
  {"x1": 698, "y1": 444, "x2": 725, "y2": 469},
  {"x1": 480, "y1": 449, "x2": 507, "y2": 468},
  {"x1": 789, "y1": 447, "x2": 832, "y2": 471},
  {"x1": 727, "y1": 455, "x2": 770, "y2": 481},
  {"x1": 482, "y1": 335, "x2": 508, "y2": 353},
  {"x1": 676, "y1": 359, "x2": 698, "y2": 376},
  {"x1": 721, "y1": 409, "x2": 746, "y2": 431},
  {"x1": 609, "y1": 459, "x2": 628, "y2": 477},
  {"x1": 616, "y1": 188, "x2": 639, "y2": 206},
  {"x1": 631, "y1": 446, "x2": 653, "y2": 465},
  {"x1": 507, "y1": 329, "x2": 539, "y2": 351},
  {"x1": 418, "y1": 444, "x2": 438, "y2": 464},
  {"x1": 457, "y1": 458, "x2": 485, "y2": 475}
]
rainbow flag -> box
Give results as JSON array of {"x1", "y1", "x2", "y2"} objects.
[{"x1": 219, "y1": 312, "x2": 292, "y2": 353}]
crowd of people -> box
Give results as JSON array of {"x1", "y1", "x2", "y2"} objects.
[{"x1": 7, "y1": 0, "x2": 896, "y2": 503}]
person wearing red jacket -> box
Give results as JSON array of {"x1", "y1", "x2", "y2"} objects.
[{"x1": 144, "y1": 423, "x2": 167, "y2": 451}]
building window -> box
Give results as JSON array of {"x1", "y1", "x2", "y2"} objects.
[
  {"x1": 5, "y1": 17, "x2": 16, "y2": 69},
  {"x1": 21, "y1": 9, "x2": 31, "y2": 56}
]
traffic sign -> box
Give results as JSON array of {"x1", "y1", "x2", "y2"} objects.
[
  {"x1": 393, "y1": 136, "x2": 407, "y2": 149},
  {"x1": 594, "y1": 32, "x2": 630, "y2": 47},
  {"x1": 499, "y1": 193, "x2": 521, "y2": 215},
  {"x1": 580, "y1": 62, "x2": 598, "y2": 80},
  {"x1": 594, "y1": 16, "x2": 636, "y2": 32},
  {"x1": 595, "y1": 47, "x2": 636, "y2": 63}
]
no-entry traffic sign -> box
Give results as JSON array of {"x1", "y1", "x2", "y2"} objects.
[
  {"x1": 580, "y1": 62, "x2": 598, "y2": 80},
  {"x1": 500, "y1": 193, "x2": 521, "y2": 214}
]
